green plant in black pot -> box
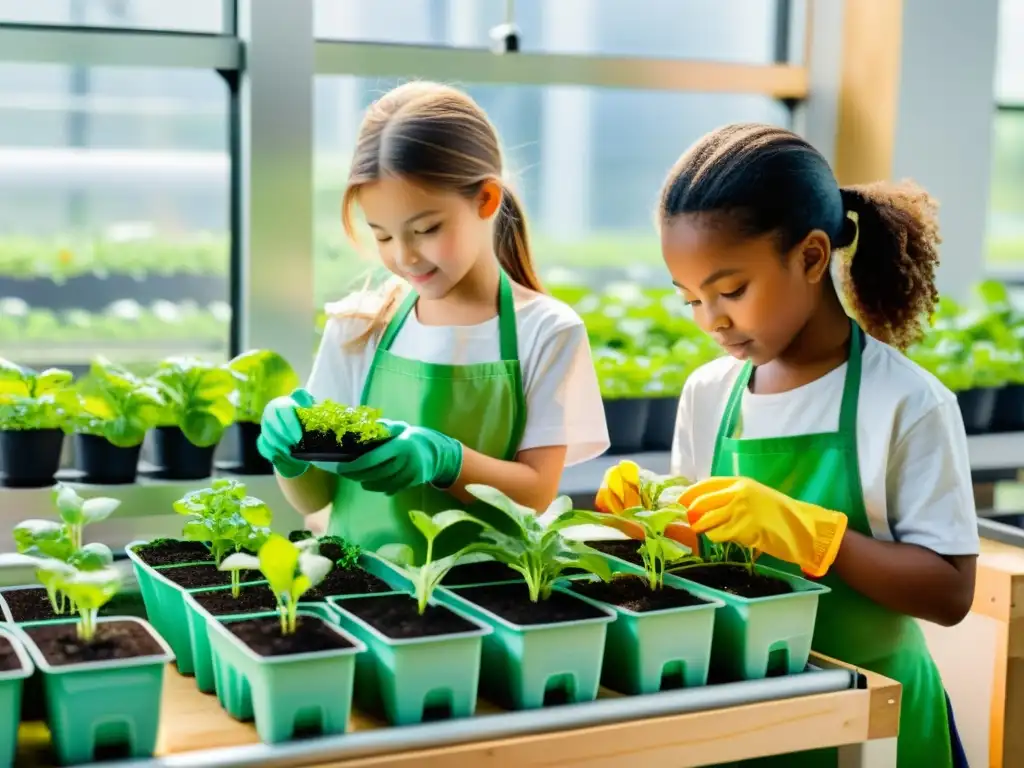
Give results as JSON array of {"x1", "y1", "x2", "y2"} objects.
[
  {"x1": 72, "y1": 357, "x2": 165, "y2": 484},
  {"x1": 148, "y1": 356, "x2": 236, "y2": 480},
  {"x1": 595, "y1": 349, "x2": 653, "y2": 455},
  {"x1": 224, "y1": 349, "x2": 300, "y2": 474},
  {"x1": 291, "y1": 399, "x2": 391, "y2": 461},
  {"x1": 0, "y1": 358, "x2": 76, "y2": 488}
]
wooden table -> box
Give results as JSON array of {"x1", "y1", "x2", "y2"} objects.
[{"x1": 14, "y1": 653, "x2": 899, "y2": 768}]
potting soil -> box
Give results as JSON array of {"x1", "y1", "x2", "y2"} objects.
[
  {"x1": 25, "y1": 620, "x2": 164, "y2": 666},
  {"x1": 225, "y1": 615, "x2": 354, "y2": 657},
  {"x1": 583, "y1": 539, "x2": 645, "y2": 567},
  {"x1": 342, "y1": 593, "x2": 478, "y2": 639},
  {"x1": 161, "y1": 565, "x2": 259, "y2": 590},
  {"x1": 0, "y1": 636, "x2": 19, "y2": 672},
  {"x1": 292, "y1": 430, "x2": 389, "y2": 461},
  {"x1": 134, "y1": 539, "x2": 214, "y2": 567},
  {"x1": 460, "y1": 583, "x2": 607, "y2": 625},
  {"x1": 571, "y1": 575, "x2": 709, "y2": 612},
  {"x1": 303, "y1": 567, "x2": 394, "y2": 601},
  {"x1": 2, "y1": 587, "x2": 144, "y2": 623},
  {"x1": 678, "y1": 564, "x2": 793, "y2": 598},
  {"x1": 440, "y1": 560, "x2": 520, "y2": 586},
  {"x1": 194, "y1": 584, "x2": 278, "y2": 616}
]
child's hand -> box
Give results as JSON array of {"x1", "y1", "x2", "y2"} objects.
[
  {"x1": 680, "y1": 476, "x2": 848, "y2": 578},
  {"x1": 336, "y1": 420, "x2": 463, "y2": 494},
  {"x1": 257, "y1": 388, "x2": 315, "y2": 478}
]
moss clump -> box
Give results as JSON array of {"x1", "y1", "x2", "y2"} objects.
[{"x1": 295, "y1": 400, "x2": 389, "y2": 446}]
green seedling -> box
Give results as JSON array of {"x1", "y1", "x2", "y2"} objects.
[
  {"x1": 612, "y1": 505, "x2": 700, "y2": 590},
  {"x1": 465, "y1": 485, "x2": 614, "y2": 602},
  {"x1": 0, "y1": 357, "x2": 76, "y2": 431},
  {"x1": 53, "y1": 484, "x2": 121, "y2": 551},
  {"x1": 148, "y1": 356, "x2": 236, "y2": 447},
  {"x1": 219, "y1": 534, "x2": 332, "y2": 634},
  {"x1": 173, "y1": 478, "x2": 273, "y2": 596},
  {"x1": 72, "y1": 356, "x2": 165, "y2": 447},
  {"x1": 224, "y1": 349, "x2": 300, "y2": 423},
  {"x1": 57, "y1": 565, "x2": 122, "y2": 642},
  {"x1": 295, "y1": 400, "x2": 390, "y2": 446},
  {"x1": 377, "y1": 509, "x2": 487, "y2": 615}
]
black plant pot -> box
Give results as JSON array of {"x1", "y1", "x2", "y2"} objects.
[
  {"x1": 992, "y1": 384, "x2": 1024, "y2": 433},
  {"x1": 603, "y1": 397, "x2": 651, "y2": 455},
  {"x1": 153, "y1": 426, "x2": 217, "y2": 480},
  {"x1": 75, "y1": 433, "x2": 142, "y2": 485},
  {"x1": 0, "y1": 429, "x2": 64, "y2": 488},
  {"x1": 233, "y1": 421, "x2": 273, "y2": 475},
  {"x1": 643, "y1": 396, "x2": 679, "y2": 451},
  {"x1": 957, "y1": 387, "x2": 1000, "y2": 435}
]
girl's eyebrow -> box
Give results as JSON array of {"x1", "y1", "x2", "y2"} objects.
[
  {"x1": 673, "y1": 267, "x2": 742, "y2": 292},
  {"x1": 367, "y1": 210, "x2": 441, "y2": 230}
]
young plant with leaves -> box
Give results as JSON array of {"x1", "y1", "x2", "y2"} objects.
[
  {"x1": 148, "y1": 356, "x2": 236, "y2": 447},
  {"x1": 173, "y1": 479, "x2": 273, "y2": 596},
  {"x1": 53, "y1": 484, "x2": 121, "y2": 551},
  {"x1": 225, "y1": 349, "x2": 300, "y2": 423},
  {"x1": 295, "y1": 400, "x2": 390, "y2": 448},
  {"x1": 377, "y1": 509, "x2": 487, "y2": 615},
  {"x1": 219, "y1": 534, "x2": 333, "y2": 634},
  {"x1": 72, "y1": 356, "x2": 165, "y2": 447},
  {"x1": 0, "y1": 357, "x2": 76, "y2": 431},
  {"x1": 465, "y1": 485, "x2": 614, "y2": 602}
]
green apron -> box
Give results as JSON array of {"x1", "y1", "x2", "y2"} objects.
[
  {"x1": 709, "y1": 323, "x2": 952, "y2": 768},
  {"x1": 327, "y1": 272, "x2": 528, "y2": 561}
]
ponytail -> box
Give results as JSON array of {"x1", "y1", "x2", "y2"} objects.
[
  {"x1": 495, "y1": 185, "x2": 545, "y2": 293},
  {"x1": 835, "y1": 181, "x2": 940, "y2": 351}
]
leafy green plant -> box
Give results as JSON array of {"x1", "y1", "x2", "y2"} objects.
[
  {"x1": 72, "y1": 357, "x2": 165, "y2": 447},
  {"x1": 464, "y1": 485, "x2": 614, "y2": 602},
  {"x1": 0, "y1": 358, "x2": 76, "y2": 431},
  {"x1": 52, "y1": 485, "x2": 121, "y2": 552},
  {"x1": 148, "y1": 356, "x2": 236, "y2": 447},
  {"x1": 219, "y1": 534, "x2": 333, "y2": 634},
  {"x1": 378, "y1": 509, "x2": 487, "y2": 614},
  {"x1": 295, "y1": 400, "x2": 390, "y2": 446},
  {"x1": 173, "y1": 479, "x2": 273, "y2": 596},
  {"x1": 225, "y1": 349, "x2": 300, "y2": 423}
]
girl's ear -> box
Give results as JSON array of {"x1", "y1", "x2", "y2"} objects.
[
  {"x1": 798, "y1": 229, "x2": 832, "y2": 284},
  {"x1": 477, "y1": 180, "x2": 503, "y2": 220}
]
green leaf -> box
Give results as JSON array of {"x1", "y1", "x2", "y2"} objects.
[
  {"x1": 634, "y1": 507, "x2": 689, "y2": 536},
  {"x1": 219, "y1": 552, "x2": 260, "y2": 571},
  {"x1": 226, "y1": 350, "x2": 301, "y2": 422},
  {"x1": 465, "y1": 484, "x2": 537, "y2": 531},
  {"x1": 408, "y1": 509, "x2": 440, "y2": 542},
  {"x1": 258, "y1": 534, "x2": 299, "y2": 597},
  {"x1": 81, "y1": 496, "x2": 121, "y2": 524},
  {"x1": 377, "y1": 543, "x2": 416, "y2": 566},
  {"x1": 69, "y1": 543, "x2": 115, "y2": 571},
  {"x1": 13, "y1": 519, "x2": 70, "y2": 558},
  {"x1": 58, "y1": 567, "x2": 121, "y2": 612},
  {"x1": 53, "y1": 485, "x2": 84, "y2": 520},
  {"x1": 239, "y1": 497, "x2": 273, "y2": 528}
]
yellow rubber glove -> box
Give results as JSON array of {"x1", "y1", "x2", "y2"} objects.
[
  {"x1": 594, "y1": 460, "x2": 699, "y2": 552},
  {"x1": 679, "y1": 476, "x2": 848, "y2": 579}
]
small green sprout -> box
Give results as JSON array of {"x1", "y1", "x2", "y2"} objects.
[
  {"x1": 377, "y1": 509, "x2": 486, "y2": 615},
  {"x1": 219, "y1": 534, "x2": 332, "y2": 634},
  {"x1": 52, "y1": 485, "x2": 120, "y2": 551},
  {"x1": 610, "y1": 506, "x2": 699, "y2": 590},
  {"x1": 295, "y1": 400, "x2": 390, "y2": 446},
  {"x1": 57, "y1": 566, "x2": 122, "y2": 642}
]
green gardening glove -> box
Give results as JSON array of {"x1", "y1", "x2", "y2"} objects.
[
  {"x1": 256, "y1": 387, "x2": 315, "y2": 479},
  {"x1": 336, "y1": 419, "x2": 463, "y2": 495}
]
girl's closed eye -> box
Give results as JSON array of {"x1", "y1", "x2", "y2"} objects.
[
  {"x1": 416, "y1": 223, "x2": 441, "y2": 236},
  {"x1": 721, "y1": 285, "x2": 748, "y2": 300}
]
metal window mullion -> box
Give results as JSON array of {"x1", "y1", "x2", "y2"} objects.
[{"x1": 0, "y1": 24, "x2": 241, "y2": 70}]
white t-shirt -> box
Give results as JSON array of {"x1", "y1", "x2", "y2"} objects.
[
  {"x1": 671, "y1": 335, "x2": 980, "y2": 556},
  {"x1": 306, "y1": 285, "x2": 610, "y2": 466}
]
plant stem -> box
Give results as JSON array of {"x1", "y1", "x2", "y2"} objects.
[{"x1": 231, "y1": 570, "x2": 240, "y2": 599}]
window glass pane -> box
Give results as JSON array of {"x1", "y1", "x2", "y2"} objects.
[
  {"x1": 0, "y1": 0, "x2": 224, "y2": 33},
  {"x1": 0, "y1": 64, "x2": 231, "y2": 370},
  {"x1": 315, "y1": 0, "x2": 783, "y2": 64},
  {"x1": 314, "y1": 76, "x2": 791, "y2": 313},
  {"x1": 988, "y1": 109, "x2": 1024, "y2": 268},
  {"x1": 996, "y1": 0, "x2": 1024, "y2": 103}
]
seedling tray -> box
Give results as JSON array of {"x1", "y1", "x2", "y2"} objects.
[
  {"x1": 290, "y1": 436, "x2": 393, "y2": 463},
  {"x1": 12, "y1": 655, "x2": 887, "y2": 766}
]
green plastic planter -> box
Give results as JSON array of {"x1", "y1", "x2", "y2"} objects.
[
  {"x1": 559, "y1": 560, "x2": 723, "y2": 695},
  {"x1": 125, "y1": 540, "x2": 263, "y2": 676},
  {"x1": 0, "y1": 585, "x2": 74, "y2": 626},
  {"x1": 19, "y1": 616, "x2": 174, "y2": 765},
  {"x1": 671, "y1": 563, "x2": 831, "y2": 680},
  {"x1": 0, "y1": 626, "x2": 33, "y2": 766},
  {"x1": 438, "y1": 584, "x2": 615, "y2": 710},
  {"x1": 326, "y1": 592, "x2": 492, "y2": 725},
  {"x1": 206, "y1": 610, "x2": 365, "y2": 744}
]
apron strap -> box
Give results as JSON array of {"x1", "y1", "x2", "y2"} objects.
[{"x1": 716, "y1": 361, "x2": 752, "y2": 442}]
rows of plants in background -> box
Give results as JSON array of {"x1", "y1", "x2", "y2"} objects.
[
  {"x1": 0, "y1": 348, "x2": 299, "y2": 488},
  {"x1": 906, "y1": 280, "x2": 1024, "y2": 434}
]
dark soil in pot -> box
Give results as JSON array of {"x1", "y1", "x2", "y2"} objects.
[
  {"x1": 569, "y1": 574, "x2": 709, "y2": 612},
  {"x1": 153, "y1": 426, "x2": 217, "y2": 480},
  {"x1": 232, "y1": 421, "x2": 273, "y2": 475},
  {"x1": 0, "y1": 636, "x2": 20, "y2": 672},
  {"x1": 75, "y1": 433, "x2": 142, "y2": 484},
  {"x1": 226, "y1": 614, "x2": 354, "y2": 657},
  {"x1": 133, "y1": 539, "x2": 214, "y2": 568},
  {"x1": 2, "y1": 587, "x2": 145, "y2": 623},
  {"x1": 993, "y1": 384, "x2": 1024, "y2": 433},
  {"x1": 459, "y1": 582, "x2": 607, "y2": 625},
  {"x1": 0, "y1": 428, "x2": 64, "y2": 488},
  {"x1": 195, "y1": 584, "x2": 279, "y2": 616},
  {"x1": 643, "y1": 396, "x2": 678, "y2": 451},
  {"x1": 303, "y1": 567, "x2": 394, "y2": 600},
  {"x1": 676, "y1": 565, "x2": 793, "y2": 599},
  {"x1": 584, "y1": 539, "x2": 645, "y2": 567},
  {"x1": 441, "y1": 560, "x2": 523, "y2": 586},
  {"x1": 160, "y1": 564, "x2": 259, "y2": 590},
  {"x1": 957, "y1": 387, "x2": 999, "y2": 435},
  {"x1": 342, "y1": 593, "x2": 478, "y2": 639},
  {"x1": 25, "y1": 620, "x2": 163, "y2": 666},
  {"x1": 603, "y1": 398, "x2": 650, "y2": 455},
  {"x1": 291, "y1": 430, "x2": 391, "y2": 463}
]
